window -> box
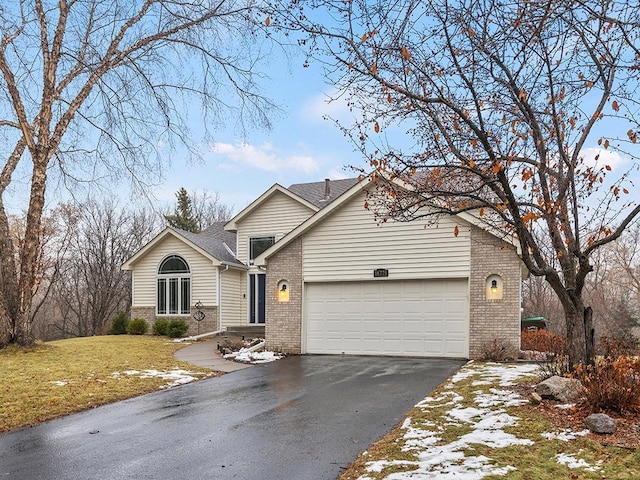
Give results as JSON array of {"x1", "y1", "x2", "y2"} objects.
[
  {"x1": 249, "y1": 236, "x2": 275, "y2": 263},
  {"x1": 157, "y1": 255, "x2": 191, "y2": 315}
]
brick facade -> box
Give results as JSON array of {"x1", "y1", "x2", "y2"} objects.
[
  {"x1": 264, "y1": 237, "x2": 303, "y2": 353},
  {"x1": 130, "y1": 305, "x2": 219, "y2": 337},
  {"x1": 468, "y1": 227, "x2": 522, "y2": 358}
]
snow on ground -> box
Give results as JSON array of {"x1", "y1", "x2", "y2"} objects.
[
  {"x1": 541, "y1": 429, "x2": 590, "y2": 442},
  {"x1": 224, "y1": 348, "x2": 285, "y2": 364},
  {"x1": 358, "y1": 362, "x2": 598, "y2": 479},
  {"x1": 111, "y1": 369, "x2": 208, "y2": 388},
  {"x1": 556, "y1": 452, "x2": 602, "y2": 472}
]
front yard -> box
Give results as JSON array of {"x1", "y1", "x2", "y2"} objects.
[
  {"x1": 0, "y1": 336, "x2": 215, "y2": 433},
  {"x1": 339, "y1": 362, "x2": 640, "y2": 479}
]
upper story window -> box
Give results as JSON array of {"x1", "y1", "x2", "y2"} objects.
[
  {"x1": 249, "y1": 236, "x2": 275, "y2": 264},
  {"x1": 157, "y1": 255, "x2": 190, "y2": 315}
]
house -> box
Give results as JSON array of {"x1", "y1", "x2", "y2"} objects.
[{"x1": 123, "y1": 175, "x2": 524, "y2": 359}]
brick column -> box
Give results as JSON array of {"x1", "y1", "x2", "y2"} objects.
[
  {"x1": 264, "y1": 237, "x2": 303, "y2": 354},
  {"x1": 468, "y1": 227, "x2": 522, "y2": 358}
]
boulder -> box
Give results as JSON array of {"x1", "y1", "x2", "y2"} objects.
[
  {"x1": 535, "y1": 376, "x2": 584, "y2": 403},
  {"x1": 585, "y1": 413, "x2": 617, "y2": 434}
]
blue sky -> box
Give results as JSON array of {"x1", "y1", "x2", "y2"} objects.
[{"x1": 149, "y1": 54, "x2": 364, "y2": 213}]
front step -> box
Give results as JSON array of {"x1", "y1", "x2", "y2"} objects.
[{"x1": 223, "y1": 325, "x2": 265, "y2": 338}]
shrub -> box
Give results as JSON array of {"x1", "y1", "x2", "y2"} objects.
[
  {"x1": 598, "y1": 336, "x2": 639, "y2": 357},
  {"x1": 575, "y1": 354, "x2": 640, "y2": 414},
  {"x1": 109, "y1": 311, "x2": 129, "y2": 335},
  {"x1": 167, "y1": 319, "x2": 189, "y2": 338},
  {"x1": 126, "y1": 318, "x2": 148, "y2": 335},
  {"x1": 478, "y1": 337, "x2": 517, "y2": 362},
  {"x1": 521, "y1": 330, "x2": 566, "y2": 355},
  {"x1": 537, "y1": 354, "x2": 570, "y2": 379},
  {"x1": 152, "y1": 319, "x2": 170, "y2": 336}
]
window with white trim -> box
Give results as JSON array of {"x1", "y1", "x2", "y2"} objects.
[
  {"x1": 249, "y1": 236, "x2": 275, "y2": 264},
  {"x1": 157, "y1": 255, "x2": 191, "y2": 315}
]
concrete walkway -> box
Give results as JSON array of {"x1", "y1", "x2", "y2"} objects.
[{"x1": 173, "y1": 339, "x2": 251, "y2": 372}]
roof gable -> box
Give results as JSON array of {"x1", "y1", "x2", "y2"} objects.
[
  {"x1": 224, "y1": 184, "x2": 318, "y2": 231},
  {"x1": 122, "y1": 223, "x2": 243, "y2": 270}
]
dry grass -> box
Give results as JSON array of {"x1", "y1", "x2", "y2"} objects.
[{"x1": 0, "y1": 336, "x2": 215, "y2": 433}]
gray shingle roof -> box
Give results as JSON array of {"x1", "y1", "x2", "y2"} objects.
[
  {"x1": 173, "y1": 222, "x2": 242, "y2": 266},
  {"x1": 172, "y1": 178, "x2": 360, "y2": 265},
  {"x1": 288, "y1": 178, "x2": 359, "y2": 208}
]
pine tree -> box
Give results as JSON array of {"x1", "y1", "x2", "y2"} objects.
[{"x1": 164, "y1": 188, "x2": 200, "y2": 233}]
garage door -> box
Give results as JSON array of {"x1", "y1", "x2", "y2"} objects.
[{"x1": 305, "y1": 279, "x2": 469, "y2": 357}]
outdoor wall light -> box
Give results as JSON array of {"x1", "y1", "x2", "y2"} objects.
[
  {"x1": 277, "y1": 280, "x2": 289, "y2": 302},
  {"x1": 486, "y1": 274, "x2": 503, "y2": 300}
]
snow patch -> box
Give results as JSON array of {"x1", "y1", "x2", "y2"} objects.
[
  {"x1": 542, "y1": 429, "x2": 590, "y2": 442},
  {"x1": 52, "y1": 381, "x2": 67, "y2": 387},
  {"x1": 111, "y1": 369, "x2": 206, "y2": 388},
  {"x1": 556, "y1": 452, "x2": 602, "y2": 471},
  {"x1": 224, "y1": 349, "x2": 284, "y2": 364}
]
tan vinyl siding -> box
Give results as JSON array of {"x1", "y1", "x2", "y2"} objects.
[
  {"x1": 303, "y1": 192, "x2": 471, "y2": 281},
  {"x1": 236, "y1": 191, "x2": 314, "y2": 264},
  {"x1": 220, "y1": 268, "x2": 244, "y2": 327},
  {"x1": 132, "y1": 235, "x2": 218, "y2": 308}
]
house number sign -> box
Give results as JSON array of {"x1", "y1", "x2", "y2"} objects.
[{"x1": 373, "y1": 268, "x2": 389, "y2": 278}]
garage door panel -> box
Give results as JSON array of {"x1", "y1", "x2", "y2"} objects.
[{"x1": 305, "y1": 279, "x2": 468, "y2": 358}]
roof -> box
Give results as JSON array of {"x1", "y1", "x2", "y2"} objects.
[
  {"x1": 122, "y1": 223, "x2": 244, "y2": 270},
  {"x1": 174, "y1": 222, "x2": 242, "y2": 266},
  {"x1": 255, "y1": 172, "x2": 522, "y2": 266},
  {"x1": 287, "y1": 178, "x2": 360, "y2": 208}
]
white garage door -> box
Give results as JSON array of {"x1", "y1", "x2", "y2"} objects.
[{"x1": 305, "y1": 279, "x2": 469, "y2": 358}]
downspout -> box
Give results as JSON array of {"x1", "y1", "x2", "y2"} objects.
[{"x1": 218, "y1": 264, "x2": 229, "y2": 331}]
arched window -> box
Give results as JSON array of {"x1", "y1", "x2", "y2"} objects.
[{"x1": 157, "y1": 255, "x2": 191, "y2": 315}]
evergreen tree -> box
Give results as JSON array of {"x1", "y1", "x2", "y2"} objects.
[{"x1": 164, "y1": 188, "x2": 200, "y2": 233}]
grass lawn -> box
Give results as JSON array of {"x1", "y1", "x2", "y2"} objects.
[
  {"x1": 0, "y1": 335, "x2": 215, "y2": 433},
  {"x1": 339, "y1": 362, "x2": 640, "y2": 480}
]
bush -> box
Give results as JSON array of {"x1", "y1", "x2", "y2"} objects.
[
  {"x1": 521, "y1": 330, "x2": 566, "y2": 355},
  {"x1": 575, "y1": 354, "x2": 640, "y2": 414},
  {"x1": 167, "y1": 319, "x2": 189, "y2": 338},
  {"x1": 152, "y1": 319, "x2": 170, "y2": 336},
  {"x1": 109, "y1": 311, "x2": 129, "y2": 335},
  {"x1": 478, "y1": 337, "x2": 517, "y2": 362},
  {"x1": 126, "y1": 318, "x2": 148, "y2": 335}
]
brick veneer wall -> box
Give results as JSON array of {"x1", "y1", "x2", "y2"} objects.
[
  {"x1": 264, "y1": 237, "x2": 303, "y2": 354},
  {"x1": 130, "y1": 305, "x2": 218, "y2": 336},
  {"x1": 468, "y1": 227, "x2": 522, "y2": 358}
]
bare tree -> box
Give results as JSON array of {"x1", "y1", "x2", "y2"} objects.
[
  {"x1": 274, "y1": 0, "x2": 640, "y2": 366},
  {"x1": 190, "y1": 189, "x2": 235, "y2": 229},
  {"x1": 48, "y1": 200, "x2": 160, "y2": 338},
  {"x1": 0, "y1": 0, "x2": 274, "y2": 345}
]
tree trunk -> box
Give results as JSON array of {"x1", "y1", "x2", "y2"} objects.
[{"x1": 562, "y1": 294, "x2": 595, "y2": 369}]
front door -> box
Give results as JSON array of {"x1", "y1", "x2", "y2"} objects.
[{"x1": 249, "y1": 273, "x2": 266, "y2": 324}]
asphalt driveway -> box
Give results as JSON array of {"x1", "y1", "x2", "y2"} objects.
[{"x1": 0, "y1": 355, "x2": 464, "y2": 480}]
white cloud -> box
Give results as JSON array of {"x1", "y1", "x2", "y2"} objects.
[
  {"x1": 580, "y1": 147, "x2": 627, "y2": 170},
  {"x1": 301, "y1": 89, "x2": 357, "y2": 124},
  {"x1": 210, "y1": 142, "x2": 319, "y2": 174}
]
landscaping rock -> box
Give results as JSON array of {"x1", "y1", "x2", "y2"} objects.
[
  {"x1": 585, "y1": 413, "x2": 617, "y2": 434},
  {"x1": 535, "y1": 376, "x2": 584, "y2": 403},
  {"x1": 529, "y1": 392, "x2": 543, "y2": 405}
]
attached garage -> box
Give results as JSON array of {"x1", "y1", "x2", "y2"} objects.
[{"x1": 304, "y1": 279, "x2": 469, "y2": 358}]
